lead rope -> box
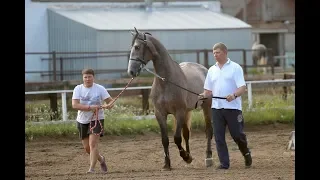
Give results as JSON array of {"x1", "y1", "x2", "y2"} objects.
[
  {"x1": 89, "y1": 77, "x2": 135, "y2": 135},
  {"x1": 143, "y1": 68, "x2": 226, "y2": 100},
  {"x1": 89, "y1": 108, "x2": 104, "y2": 136}
]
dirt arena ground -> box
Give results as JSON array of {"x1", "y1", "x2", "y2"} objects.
[{"x1": 25, "y1": 123, "x2": 295, "y2": 180}]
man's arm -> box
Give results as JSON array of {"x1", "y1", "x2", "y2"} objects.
[
  {"x1": 234, "y1": 85, "x2": 246, "y2": 97},
  {"x1": 103, "y1": 97, "x2": 114, "y2": 104},
  {"x1": 101, "y1": 97, "x2": 114, "y2": 109},
  {"x1": 233, "y1": 65, "x2": 247, "y2": 97},
  {"x1": 226, "y1": 65, "x2": 247, "y2": 102},
  {"x1": 72, "y1": 99, "x2": 93, "y2": 111},
  {"x1": 101, "y1": 87, "x2": 115, "y2": 109}
]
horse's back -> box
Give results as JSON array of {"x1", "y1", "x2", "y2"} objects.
[
  {"x1": 179, "y1": 62, "x2": 207, "y2": 80},
  {"x1": 179, "y1": 62, "x2": 208, "y2": 109}
]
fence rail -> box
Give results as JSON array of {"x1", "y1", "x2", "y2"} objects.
[
  {"x1": 25, "y1": 79, "x2": 295, "y2": 122},
  {"x1": 26, "y1": 48, "x2": 283, "y2": 82}
]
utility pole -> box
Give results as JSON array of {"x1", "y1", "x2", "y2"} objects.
[{"x1": 243, "y1": 0, "x2": 247, "y2": 22}]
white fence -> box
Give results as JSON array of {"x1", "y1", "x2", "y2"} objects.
[{"x1": 25, "y1": 79, "x2": 295, "y2": 121}]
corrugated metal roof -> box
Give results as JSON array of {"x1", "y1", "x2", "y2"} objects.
[{"x1": 48, "y1": 7, "x2": 251, "y2": 30}]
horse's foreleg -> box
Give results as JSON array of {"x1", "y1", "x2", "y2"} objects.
[
  {"x1": 174, "y1": 111, "x2": 193, "y2": 164},
  {"x1": 202, "y1": 101, "x2": 213, "y2": 167},
  {"x1": 155, "y1": 111, "x2": 171, "y2": 170}
]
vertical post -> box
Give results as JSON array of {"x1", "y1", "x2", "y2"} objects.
[
  {"x1": 283, "y1": 56, "x2": 287, "y2": 72},
  {"x1": 196, "y1": 51, "x2": 200, "y2": 64},
  {"x1": 60, "y1": 57, "x2": 64, "y2": 81},
  {"x1": 247, "y1": 82, "x2": 252, "y2": 109},
  {"x1": 242, "y1": 49, "x2": 247, "y2": 75},
  {"x1": 52, "y1": 51, "x2": 57, "y2": 82},
  {"x1": 282, "y1": 74, "x2": 288, "y2": 100},
  {"x1": 243, "y1": 0, "x2": 247, "y2": 22},
  {"x1": 269, "y1": 49, "x2": 275, "y2": 76},
  {"x1": 61, "y1": 92, "x2": 68, "y2": 121},
  {"x1": 204, "y1": 50, "x2": 209, "y2": 68},
  {"x1": 49, "y1": 93, "x2": 58, "y2": 120},
  {"x1": 141, "y1": 89, "x2": 150, "y2": 115}
]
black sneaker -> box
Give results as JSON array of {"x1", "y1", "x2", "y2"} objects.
[
  {"x1": 216, "y1": 165, "x2": 229, "y2": 170},
  {"x1": 244, "y1": 153, "x2": 252, "y2": 168}
]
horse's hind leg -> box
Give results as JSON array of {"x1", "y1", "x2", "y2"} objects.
[
  {"x1": 202, "y1": 100, "x2": 213, "y2": 167},
  {"x1": 181, "y1": 111, "x2": 192, "y2": 163},
  {"x1": 174, "y1": 110, "x2": 192, "y2": 164},
  {"x1": 155, "y1": 110, "x2": 171, "y2": 170},
  {"x1": 182, "y1": 111, "x2": 192, "y2": 153}
]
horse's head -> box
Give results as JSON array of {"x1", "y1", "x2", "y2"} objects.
[{"x1": 127, "y1": 27, "x2": 157, "y2": 77}]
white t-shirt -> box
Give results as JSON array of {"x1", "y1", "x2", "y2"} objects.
[
  {"x1": 204, "y1": 59, "x2": 246, "y2": 110},
  {"x1": 72, "y1": 83, "x2": 111, "y2": 124}
]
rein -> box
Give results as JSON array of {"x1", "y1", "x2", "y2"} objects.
[
  {"x1": 143, "y1": 67, "x2": 226, "y2": 100},
  {"x1": 89, "y1": 78, "x2": 135, "y2": 135}
]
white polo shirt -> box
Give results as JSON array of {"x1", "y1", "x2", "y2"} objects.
[{"x1": 204, "y1": 59, "x2": 246, "y2": 110}]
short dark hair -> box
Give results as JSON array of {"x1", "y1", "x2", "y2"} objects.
[
  {"x1": 213, "y1": 42, "x2": 228, "y2": 52},
  {"x1": 82, "y1": 68, "x2": 95, "y2": 76}
]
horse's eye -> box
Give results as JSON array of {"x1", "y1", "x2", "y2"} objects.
[{"x1": 135, "y1": 46, "x2": 140, "y2": 50}]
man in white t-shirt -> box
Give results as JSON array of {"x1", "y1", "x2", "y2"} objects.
[
  {"x1": 72, "y1": 68, "x2": 114, "y2": 174},
  {"x1": 199, "y1": 43, "x2": 252, "y2": 169}
]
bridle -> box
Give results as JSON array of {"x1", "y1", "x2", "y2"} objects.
[{"x1": 129, "y1": 32, "x2": 152, "y2": 72}]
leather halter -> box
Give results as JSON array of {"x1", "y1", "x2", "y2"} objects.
[{"x1": 129, "y1": 32, "x2": 152, "y2": 66}]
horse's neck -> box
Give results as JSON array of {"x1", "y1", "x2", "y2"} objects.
[{"x1": 151, "y1": 40, "x2": 178, "y2": 80}]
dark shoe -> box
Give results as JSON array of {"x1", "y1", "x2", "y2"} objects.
[
  {"x1": 100, "y1": 155, "x2": 108, "y2": 173},
  {"x1": 244, "y1": 153, "x2": 252, "y2": 168},
  {"x1": 216, "y1": 165, "x2": 229, "y2": 170}
]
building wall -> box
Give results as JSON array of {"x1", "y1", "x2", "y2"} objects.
[
  {"x1": 237, "y1": 0, "x2": 295, "y2": 23},
  {"x1": 48, "y1": 9, "x2": 98, "y2": 81},
  {"x1": 25, "y1": 0, "x2": 117, "y2": 82},
  {"x1": 284, "y1": 33, "x2": 295, "y2": 52},
  {"x1": 96, "y1": 28, "x2": 253, "y2": 74},
  {"x1": 25, "y1": 0, "x2": 51, "y2": 82}
]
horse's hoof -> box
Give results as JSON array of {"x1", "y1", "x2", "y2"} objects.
[
  {"x1": 162, "y1": 165, "x2": 171, "y2": 171},
  {"x1": 185, "y1": 155, "x2": 193, "y2": 164},
  {"x1": 205, "y1": 158, "x2": 214, "y2": 167}
]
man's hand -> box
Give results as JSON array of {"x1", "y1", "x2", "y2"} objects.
[
  {"x1": 198, "y1": 93, "x2": 207, "y2": 100},
  {"x1": 226, "y1": 94, "x2": 236, "y2": 102},
  {"x1": 101, "y1": 102, "x2": 114, "y2": 109},
  {"x1": 88, "y1": 105, "x2": 101, "y2": 112}
]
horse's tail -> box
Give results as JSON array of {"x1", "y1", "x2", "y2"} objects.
[{"x1": 172, "y1": 111, "x2": 192, "y2": 150}]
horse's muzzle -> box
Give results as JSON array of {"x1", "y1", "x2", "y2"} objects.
[
  {"x1": 128, "y1": 59, "x2": 146, "y2": 77},
  {"x1": 128, "y1": 70, "x2": 138, "y2": 77}
]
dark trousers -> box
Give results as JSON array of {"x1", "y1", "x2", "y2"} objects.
[{"x1": 212, "y1": 108, "x2": 250, "y2": 168}]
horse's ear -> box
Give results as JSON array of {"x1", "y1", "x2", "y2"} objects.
[
  {"x1": 130, "y1": 31, "x2": 135, "y2": 36},
  {"x1": 134, "y1": 27, "x2": 139, "y2": 34}
]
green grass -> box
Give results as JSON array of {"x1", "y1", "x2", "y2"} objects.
[{"x1": 25, "y1": 87, "x2": 295, "y2": 140}]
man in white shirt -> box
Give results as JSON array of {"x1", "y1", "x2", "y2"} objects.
[
  {"x1": 199, "y1": 42, "x2": 252, "y2": 169},
  {"x1": 72, "y1": 68, "x2": 114, "y2": 174}
]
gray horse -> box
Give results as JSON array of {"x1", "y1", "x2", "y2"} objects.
[
  {"x1": 127, "y1": 27, "x2": 213, "y2": 170},
  {"x1": 252, "y1": 42, "x2": 268, "y2": 74}
]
